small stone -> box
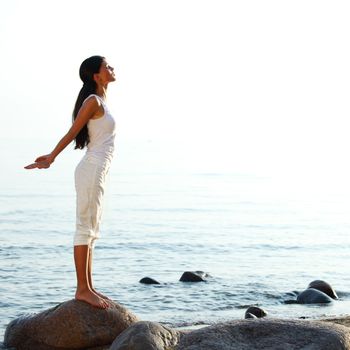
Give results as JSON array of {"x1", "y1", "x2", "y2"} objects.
[
  {"x1": 179, "y1": 271, "x2": 208, "y2": 282},
  {"x1": 244, "y1": 306, "x2": 267, "y2": 319},
  {"x1": 139, "y1": 277, "x2": 160, "y2": 285}
]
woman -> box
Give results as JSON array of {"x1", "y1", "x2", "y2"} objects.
[{"x1": 25, "y1": 55, "x2": 116, "y2": 309}]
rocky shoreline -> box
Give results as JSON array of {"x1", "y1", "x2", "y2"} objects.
[
  {"x1": 3, "y1": 278, "x2": 350, "y2": 349},
  {"x1": 4, "y1": 305, "x2": 350, "y2": 349},
  {"x1": 4, "y1": 298, "x2": 350, "y2": 350}
]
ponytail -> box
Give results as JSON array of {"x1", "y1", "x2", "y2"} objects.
[{"x1": 72, "y1": 56, "x2": 105, "y2": 150}]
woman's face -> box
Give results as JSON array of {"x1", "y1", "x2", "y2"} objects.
[{"x1": 94, "y1": 59, "x2": 116, "y2": 85}]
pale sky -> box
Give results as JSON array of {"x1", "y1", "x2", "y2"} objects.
[{"x1": 1, "y1": 0, "x2": 350, "y2": 184}]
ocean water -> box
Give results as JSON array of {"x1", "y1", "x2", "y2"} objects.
[{"x1": 1, "y1": 138, "x2": 350, "y2": 347}]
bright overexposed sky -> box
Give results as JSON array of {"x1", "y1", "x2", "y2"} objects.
[{"x1": 1, "y1": 0, "x2": 350, "y2": 182}]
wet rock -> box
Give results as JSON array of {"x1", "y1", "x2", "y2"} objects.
[
  {"x1": 283, "y1": 291, "x2": 299, "y2": 304},
  {"x1": 139, "y1": 277, "x2": 160, "y2": 285},
  {"x1": 4, "y1": 299, "x2": 139, "y2": 350},
  {"x1": 110, "y1": 321, "x2": 181, "y2": 350},
  {"x1": 176, "y1": 318, "x2": 350, "y2": 350},
  {"x1": 244, "y1": 306, "x2": 267, "y2": 319},
  {"x1": 179, "y1": 271, "x2": 209, "y2": 282},
  {"x1": 308, "y1": 280, "x2": 338, "y2": 299},
  {"x1": 297, "y1": 288, "x2": 333, "y2": 304}
]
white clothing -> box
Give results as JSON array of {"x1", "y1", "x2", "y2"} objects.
[
  {"x1": 85, "y1": 95, "x2": 116, "y2": 164},
  {"x1": 73, "y1": 94, "x2": 116, "y2": 248}
]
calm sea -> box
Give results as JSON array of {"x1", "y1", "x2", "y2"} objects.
[{"x1": 1, "y1": 137, "x2": 350, "y2": 347}]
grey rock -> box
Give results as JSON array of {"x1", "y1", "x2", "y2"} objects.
[
  {"x1": 4, "y1": 299, "x2": 139, "y2": 350},
  {"x1": 176, "y1": 318, "x2": 350, "y2": 350},
  {"x1": 139, "y1": 277, "x2": 161, "y2": 285},
  {"x1": 244, "y1": 306, "x2": 267, "y2": 319},
  {"x1": 297, "y1": 288, "x2": 333, "y2": 304},
  {"x1": 179, "y1": 271, "x2": 209, "y2": 282},
  {"x1": 308, "y1": 280, "x2": 338, "y2": 299},
  {"x1": 320, "y1": 316, "x2": 350, "y2": 328},
  {"x1": 109, "y1": 321, "x2": 181, "y2": 350}
]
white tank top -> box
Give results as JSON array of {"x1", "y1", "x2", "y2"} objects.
[{"x1": 83, "y1": 94, "x2": 116, "y2": 163}]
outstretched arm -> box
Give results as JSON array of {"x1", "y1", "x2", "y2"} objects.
[{"x1": 24, "y1": 97, "x2": 100, "y2": 169}]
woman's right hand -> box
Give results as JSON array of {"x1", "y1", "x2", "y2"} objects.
[{"x1": 24, "y1": 154, "x2": 55, "y2": 169}]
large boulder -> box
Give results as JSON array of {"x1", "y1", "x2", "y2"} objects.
[
  {"x1": 308, "y1": 280, "x2": 338, "y2": 299},
  {"x1": 297, "y1": 288, "x2": 333, "y2": 304},
  {"x1": 4, "y1": 299, "x2": 139, "y2": 350},
  {"x1": 176, "y1": 318, "x2": 350, "y2": 350},
  {"x1": 321, "y1": 316, "x2": 350, "y2": 328},
  {"x1": 110, "y1": 321, "x2": 181, "y2": 350}
]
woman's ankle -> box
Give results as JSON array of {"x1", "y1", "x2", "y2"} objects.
[{"x1": 76, "y1": 286, "x2": 91, "y2": 294}]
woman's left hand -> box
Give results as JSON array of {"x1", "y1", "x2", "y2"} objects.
[{"x1": 24, "y1": 154, "x2": 55, "y2": 169}]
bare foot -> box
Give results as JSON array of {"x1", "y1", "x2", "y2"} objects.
[
  {"x1": 92, "y1": 288, "x2": 112, "y2": 301},
  {"x1": 75, "y1": 289, "x2": 109, "y2": 309}
]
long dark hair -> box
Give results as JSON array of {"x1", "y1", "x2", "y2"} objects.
[{"x1": 72, "y1": 55, "x2": 105, "y2": 149}]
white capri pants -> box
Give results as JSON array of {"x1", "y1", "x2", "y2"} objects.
[{"x1": 74, "y1": 155, "x2": 110, "y2": 248}]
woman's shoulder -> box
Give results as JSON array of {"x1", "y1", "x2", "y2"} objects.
[{"x1": 82, "y1": 94, "x2": 103, "y2": 107}]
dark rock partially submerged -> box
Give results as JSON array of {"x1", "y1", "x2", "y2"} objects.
[
  {"x1": 244, "y1": 306, "x2": 267, "y2": 319},
  {"x1": 139, "y1": 277, "x2": 161, "y2": 285},
  {"x1": 4, "y1": 299, "x2": 139, "y2": 350},
  {"x1": 308, "y1": 280, "x2": 338, "y2": 299},
  {"x1": 285, "y1": 281, "x2": 338, "y2": 304},
  {"x1": 297, "y1": 288, "x2": 333, "y2": 304},
  {"x1": 179, "y1": 271, "x2": 210, "y2": 282}
]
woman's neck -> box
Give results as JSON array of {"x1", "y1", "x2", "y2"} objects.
[{"x1": 96, "y1": 85, "x2": 108, "y2": 100}]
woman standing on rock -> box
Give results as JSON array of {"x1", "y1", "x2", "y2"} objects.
[{"x1": 25, "y1": 55, "x2": 116, "y2": 309}]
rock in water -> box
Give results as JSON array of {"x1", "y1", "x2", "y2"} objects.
[
  {"x1": 139, "y1": 277, "x2": 161, "y2": 285},
  {"x1": 179, "y1": 271, "x2": 208, "y2": 282},
  {"x1": 297, "y1": 288, "x2": 333, "y2": 304},
  {"x1": 308, "y1": 280, "x2": 339, "y2": 299},
  {"x1": 4, "y1": 299, "x2": 139, "y2": 350},
  {"x1": 176, "y1": 319, "x2": 350, "y2": 350},
  {"x1": 110, "y1": 321, "x2": 181, "y2": 350},
  {"x1": 244, "y1": 306, "x2": 267, "y2": 319}
]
